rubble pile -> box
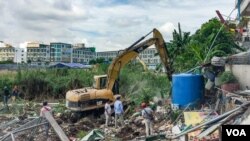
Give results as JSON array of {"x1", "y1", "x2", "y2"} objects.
[{"x1": 1, "y1": 89, "x2": 250, "y2": 141}]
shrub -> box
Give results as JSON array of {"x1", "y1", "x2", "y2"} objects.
[
  {"x1": 76, "y1": 130, "x2": 88, "y2": 138},
  {"x1": 219, "y1": 71, "x2": 237, "y2": 84}
]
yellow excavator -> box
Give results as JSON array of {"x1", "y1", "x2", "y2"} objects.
[
  {"x1": 136, "y1": 56, "x2": 148, "y2": 71},
  {"x1": 66, "y1": 28, "x2": 172, "y2": 112}
]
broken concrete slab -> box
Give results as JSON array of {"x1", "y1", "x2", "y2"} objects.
[{"x1": 44, "y1": 111, "x2": 69, "y2": 141}]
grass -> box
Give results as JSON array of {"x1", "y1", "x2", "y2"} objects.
[
  {"x1": 76, "y1": 130, "x2": 88, "y2": 138},
  {"x1": 0, "y1": 63, "x2": 170, "y2": 109}
]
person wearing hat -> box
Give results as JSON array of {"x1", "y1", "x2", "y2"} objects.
[
  {"x1": 114, "y1": 96, "x2": 124, "y2": 128},
  {"x1": 141, "y1": 102, "x2": 154, "y2": 136},
  {"x1": 3, "y1": 86, "x2": 10, "y2": 107}
]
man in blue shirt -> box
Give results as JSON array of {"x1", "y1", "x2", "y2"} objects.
[{"x1": 114, "y1": 96, "x2": 124, "y2": 128}]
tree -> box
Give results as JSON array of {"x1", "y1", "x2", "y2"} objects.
[
  {"x1": 185, "y1": 18, "x2": 244, "y2": 67},
  {"x1": 89, "y1": 59, "x2": 96, "y2": 65},
  {"x1": 96, "y1": 57, "x2": 105, "y2": 64},
  {"x1": 166, "y1": 18, "x2": 244, "y2": 73},
  {"x1": 159, "y1": 23, "x2": 191, "y2": 73},
  {"x1": 27, "y1": 59, "x2": 31, "y2": 64}
]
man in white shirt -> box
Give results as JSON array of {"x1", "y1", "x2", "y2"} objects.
[
  {"x1": 104, "y1": 100, "x2": 112, "y2": 127},
  {"x1": 114, "y1": 97, "x2": 124, "y2": 128}
]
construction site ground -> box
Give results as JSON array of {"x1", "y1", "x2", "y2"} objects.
[{"x1": 1, "y1": 89, "x2": 250, "y2": 141}]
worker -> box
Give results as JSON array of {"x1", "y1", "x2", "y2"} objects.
[
  {"x1": 104, "y1": 100, "x2": 112, "y2": 127},
  {"x1": 11, "y1": 85, "x2": 19, "y2": 102},
  {"x1": 40, "y1": 101, "x2": 52, "y2": 138},
  {"x1": 3, "y1": 86, "x2": 10, "y2": 108},
  {"x1": 114, "y1": 96, "x2": 124, "y2": 128},
  {"x1": 141, "y1": 102, "x2": 154, "y2": 136},
  {"x1": 202, "y1": 61, "x2": 224, "y2": 96}
]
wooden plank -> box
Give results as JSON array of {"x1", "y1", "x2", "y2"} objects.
[
  {"x1": 44, "y1": 111, "x2": 69, "y2": 141},
  {"x1": 11, "y1": 133, "x2": 15, "y2": 141}
]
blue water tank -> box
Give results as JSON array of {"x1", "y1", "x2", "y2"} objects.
[{"x1": 172, "y1": 73, "x2": 204, "y2": 108}]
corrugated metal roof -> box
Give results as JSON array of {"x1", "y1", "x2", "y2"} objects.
[{"x1": 49, "y1": 62, "x2": 92, "y2": 69}]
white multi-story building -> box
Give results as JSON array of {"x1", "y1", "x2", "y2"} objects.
[
  {"x1": 96, "y1": 50, "x2": 120, "y2": 61},
  {"x1": 0, "y1": 41, "x2": 15, "y2": 62},
  {"x1": 72, "y1": 43, "x2": 96, "y2": 64},
  {"x1": 95, "y1": 48, "x2": 160, "y2": 69},
  {"x1": 0, "y1": 40, "x2": 161, "y2": 68},
  {"x1": 14, "y1": 48, "x2": 26, "y2": 63},
  {"x1": 27, "y1": 42, "x2": 50, "y2": 64},
  {"x1": 138, "y1": 48, "x2": 161, "y2": 69},
  {"x1": 0, "y1": 47, "x2": 15, "y2": 62},
  {"x1": 0, "y1": 41, "x2": 26, "y2": 63}
]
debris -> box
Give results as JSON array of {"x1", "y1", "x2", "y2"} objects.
[
  {"x1": 166, "y1": 102, "x2": 250, "y2": 140},
  {"x1": 44, "y1": 111, "x2": 69, "y2": 141},
  {"x1": 80, "y1": 129, "x2": 104, "y2": 141},
  {"x1": 198, "y1": 110, "x2": 243, "y2": 138}
]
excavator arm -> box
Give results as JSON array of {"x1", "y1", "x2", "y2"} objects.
[
  {"x1": 136, "y1": 57, "x2": 148, "y2": 71},
  {"x1": 106, "y1": 28, "x2": 172, "y2": 90}
]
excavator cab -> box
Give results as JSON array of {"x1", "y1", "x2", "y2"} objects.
[
  {"x1": 93, "y1": 75, "x2": 119, "y2": 94},
  {"x1": 93, "y1": 75, "x2": 107, "y2": 89}
]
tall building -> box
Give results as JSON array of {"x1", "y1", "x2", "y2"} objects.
[
  {"x1": 14, "y1": 48, "x2": 26, "y2": 63},
  {"x1": 96, "y1": 50, "x2": 120, "y2": 61},
  {"x1": 0, "y1": 41, "x2": 15, "y2": 62},
  {"x1": 96, "y1": 48, "x2": 160, "y2": 69},
  {"x1": 50, "y1": 42, "x2": 72, "y2": 63},
  {"x1": 138, "y1": 48, "x2": 161, "y2": 69},
  {"x1": 27, "y1": 42, "x2": 50, "y2": 64},
  {"x1": 0, "y1": 45, "x2": 15, "y2": 62},
  {"x1": 72, "y1": 43, "x2": 96, "y2": 64}
]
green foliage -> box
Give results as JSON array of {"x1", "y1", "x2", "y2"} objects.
[
  {"x1": 76, "y1": 130, "x2": 88, "y2": 138},
  {"x1": 160, "y1": 18, "x2": 244, "y2": 74},
  {"x1": 53, "y1": 104, "x2": 67, "y2": 113},
  {"x1": 0, "y1": 68, "x2": 97, "y2": 100},
  {"x1": 89, "y1": 59, "x2": 96, "y2": 65},
  {"x1": 89, "y1": 47, "x2": 96, "y2": 52},
  {"x1": 120, "y1": 63, "x2": 170, "y2": 107},
  {"x1": 89, "y1": 57, "x2": 107, "y2": 65},
  {"x1": 171, "y1": 110, "x2": 182, "y2": 122},
  {"x1": 219, "y1": 71, "x2": 237, "y2": 84},
  {"x1": 0, "y1": 60, "x2": 14, "y2": 64},
  {"x1": 166, "y1": 23, "x2": 191, "y2": 74},
  {"x1": 99, "y1": 64, "x2": 109, "y2": 73},
  {"x1": 96, "y1": 57, "x2": 105, "y2": 64},
  {"x1": 0, "y1": 62, "x2": 170, "y2": 112}
]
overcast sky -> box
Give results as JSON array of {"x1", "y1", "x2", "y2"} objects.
[{"x1": 0, "y1": 0, "x2": 237, "y2": 51}]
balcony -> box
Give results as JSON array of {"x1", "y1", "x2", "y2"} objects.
[{"x1": 236, "y1": 0, "x2": 250, "y2": 16}]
